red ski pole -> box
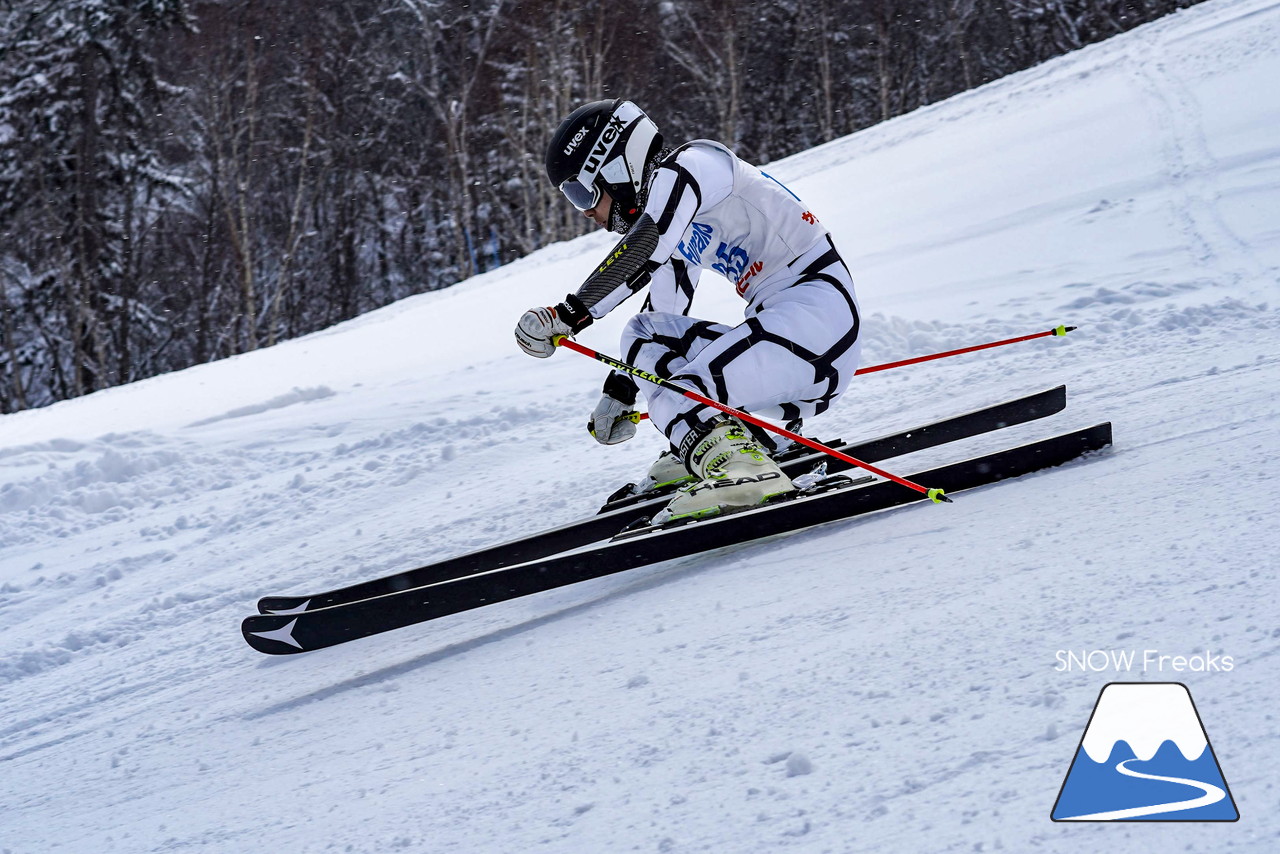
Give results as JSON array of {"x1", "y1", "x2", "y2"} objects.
[
  {"x1": 610, "y1": 324, "x2": 1075, "y2": 425},
  {"x1": 854, "y1": 324, "x2": 1076, "y2": 375},
  {"x1": 555, "y1": 336, "x2": 951, "y2": 504}
]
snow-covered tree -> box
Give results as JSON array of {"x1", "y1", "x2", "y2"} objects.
[
  {"x1": 0, "y1": 0, "x2": 1203, "y2": 413},
  {"x1": 0, "y1": 0, "x2": 190, "y2": 406}
]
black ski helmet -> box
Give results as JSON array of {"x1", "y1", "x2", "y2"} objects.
[{"x1": 546, "y1": 99, "x2": 662, "y2": 225}]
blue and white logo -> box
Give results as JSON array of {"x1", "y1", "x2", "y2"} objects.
[
  {"x1": 677, "y1": 221, "x2": 714, "y2": 265},
  {"x1": 1051, "y1": 682, "x2": 1238, "y2": 821}
]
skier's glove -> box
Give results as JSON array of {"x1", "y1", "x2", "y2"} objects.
[
  {"x1": 587, "y1": 371, "x2": 640, "y2": 445},
  {"x1": 515, "y1": 294, "x2": 592, "y2": 358},
  {"x1": 589, "y1": 395, "x2": 638, "y2": 445}
]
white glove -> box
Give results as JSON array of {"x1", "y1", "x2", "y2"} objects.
[
  {"x1": 589, "y1": 394, "x2": 637, "y2": 445},
  {"x1": 515, "y1": 306, "x2": 573, "y2": 358}
]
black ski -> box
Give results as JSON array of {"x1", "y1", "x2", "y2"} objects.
[
  {"x1": 242, "y1": 421, "x2": 1111, "y2": 654},
  {"x1": 256, "y1": 386, "x2": 1068, "y2": 615}
]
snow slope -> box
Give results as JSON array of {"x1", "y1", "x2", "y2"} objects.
[{"x1": 2, "y1": 0, "x2": 1278, "y2": 850}]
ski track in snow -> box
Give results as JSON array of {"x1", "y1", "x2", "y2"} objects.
[{"x1": 2, "y1": 1, "x2": 1280, "y2": 851}]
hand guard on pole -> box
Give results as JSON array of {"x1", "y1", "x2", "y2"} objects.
[
  {"x1": 514, "y1": 295, "x2": 592, "y2": 358},
  {"x1": 587, "y1": 370, "x2": 640, "y2": 445},
  {"x1": 588, "y1": 394, "x2": 638, "y2": 445}
]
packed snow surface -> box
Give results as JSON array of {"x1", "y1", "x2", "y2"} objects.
[{"x1": 2, "y1": 0, "x2": 1278, "y2": 850}]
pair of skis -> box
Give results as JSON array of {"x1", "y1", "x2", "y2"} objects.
[{"x1": 242, "y1": 385, "x2": 1112, "y2": 654}]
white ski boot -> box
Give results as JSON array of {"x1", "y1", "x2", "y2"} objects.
[
  {"x1": 627, "y1": 419, "x2": 803, "y2": 498},
  {"x1": 656, "y1": 418, "x2": 795, "y2": 522},
  {"x1": 638, "y1": 449, "x2": 695, "y2": 493}
]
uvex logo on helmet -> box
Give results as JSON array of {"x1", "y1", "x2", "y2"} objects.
[
  {"x1": 562, "y1": 126, "x2": 591, "y2": 156},
  {"x1": 582, "y1": 116, "x2": 627, "y2": 174}
]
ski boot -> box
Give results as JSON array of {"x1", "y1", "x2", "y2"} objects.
[
  {"x1": 643, "y1": 417, "x2": 802, "y2": 493},
  {"x1": 638, "y1": 449, "x2": 695, "y2": 493},
  {"x1": 655, "y1": 417, "x2": 795, "y2": 523},
  {"x1": 599, "y1": 447, "x2": 694, "y2": 510}
]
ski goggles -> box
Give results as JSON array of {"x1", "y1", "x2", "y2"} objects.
[{"x1": 559, "y1": 175, "x2": 602, "y2": 212}]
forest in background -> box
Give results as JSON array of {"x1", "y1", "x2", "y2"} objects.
[{"x1": 0, "y1": 0, "x2": 1201, "y2": 413}]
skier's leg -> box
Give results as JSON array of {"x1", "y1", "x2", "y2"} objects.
[
  {"x1": 657, "y1": 269, "x2": 862, "y2": 451},
  {"x1": 657, "y1": 241, "x2": 863, "y2": 518},
  {"x1": 618, "y1": 312, "x2": 732, "y2": 491}
]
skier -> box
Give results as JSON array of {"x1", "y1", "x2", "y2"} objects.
[{"x1": 515, "y1": 99, "x2": 862, "y2": 521}]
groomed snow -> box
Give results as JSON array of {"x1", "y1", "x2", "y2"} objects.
[{"x1": 2, "y1": 0, "x2": 1278, "y2": 850}]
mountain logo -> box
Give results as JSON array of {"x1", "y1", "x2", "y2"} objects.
[{"x1": 1051, "y1": 682, "x2": 1238, "y2": 821}]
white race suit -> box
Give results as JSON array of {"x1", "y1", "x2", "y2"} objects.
[{"x1": 573, "y1": 140, "x2": 862, "y2": 454}]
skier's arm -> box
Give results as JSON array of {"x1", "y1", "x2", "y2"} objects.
[
  {"x1": 515, "y1": 149, "x2": 723, "y2": 357},
  {"x1": 567, "y1": 153, "x2": 711, "y2": 321},
  {"x1": 514, "y1": 214, "x2": 662, "y2": 358},
  {"x1": 570, "y1": 214, "x2": 663, "y2": 320}
]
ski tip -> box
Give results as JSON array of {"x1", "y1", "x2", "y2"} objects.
[
  {"x1": 257, "y1": 597, "x2": 312, "y2": 616},
  {"x1": 242, "y1": 615, "x2": 307, "y2": 654},
  {"x1": 928, "y1": 488, "x2": 952, "y2": 504}
]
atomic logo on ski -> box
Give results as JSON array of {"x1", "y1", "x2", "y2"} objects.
[
  {"x1": 264, "y1": 599, "x2": 312, "y2": 616},
  {"x1": 248, "y1": 618, "x2": 303, "y2": 650},
  {"x1": 1051, "y1": 682, "x2": 1238, "y2": 821}
]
